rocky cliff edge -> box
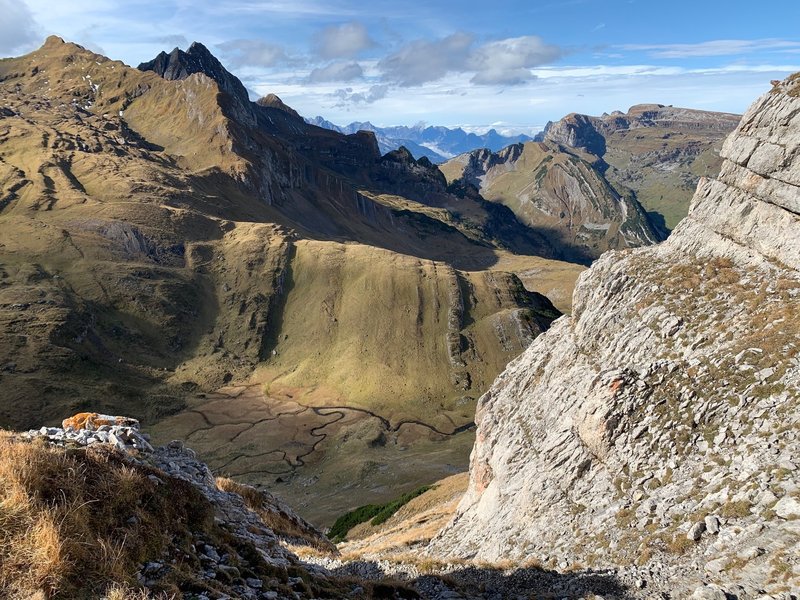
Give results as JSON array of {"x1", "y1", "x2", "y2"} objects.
[{"x1": 430, "y1": 75, "x2": 800, "y2": 597}]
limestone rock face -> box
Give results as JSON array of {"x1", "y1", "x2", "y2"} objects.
[
  {"x1": 543, "y1": 113, "x2": 607, "y2": 156},
  {"x1": 431, "y1": 76, "x2": 800, "y2": 596}
]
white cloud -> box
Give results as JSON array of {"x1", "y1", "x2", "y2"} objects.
[
  {"x1": 529, "y1": 63, "x2": 800, "y2": 80},
  {"x1": 379, "y1": 32, "x2": 474, "y2": 86},
  {"x1": 333, "y1": 84, "x2": 389, "y2": 104},
  {"x1": 618, "y1": 39, "x2": 800, "y2": 59},
  {"x1": 153, "y1": 34, "x2": 188, "y2": 49},
  {"x1": 217, "y1": 39, "x2": 296, "y2": 68},
  {"x1": 313, "y1": 21, "x2": 375, "y2": 59},
  {"x1": 470, "y1": 36, "x2": 562, "y2": 85},
  {"x1": 256, "y1": 61, "x2": 796, "y2": 131},
  {"x1": 0, "y1": 0, "x2": 40, "y2": 55},
  {"x1": 379, "y1": 33, "x2": 562, "y2": 87},
  {"x1": 214, "y1": 0, "x2": 357, "y2": 17},
  {"x1": 308, "y1": 61, "x2": 363, "y2": 82}
]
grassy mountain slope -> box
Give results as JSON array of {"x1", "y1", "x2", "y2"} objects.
[
  {"x1": 544, "y1": 104, "x2": 740, "y2": 230},
  {"x1": 0, "y1": 38, "x2": 580, "y2": 521}
]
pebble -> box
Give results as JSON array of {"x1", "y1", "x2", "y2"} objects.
[
  {"x1": 704, "y1": 515, "x2": 721, "y2": 534},
  {"x1": 687, "y1": 521, "x2": 706, "y2": 541}
]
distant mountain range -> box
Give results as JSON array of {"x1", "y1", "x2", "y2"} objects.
[{"x1": 305, "y1": 116, "x2": 534, "y2": 163}]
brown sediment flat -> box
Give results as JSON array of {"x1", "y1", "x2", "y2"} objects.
[{"x1": 150, "y1": 383, "x2": 476, "y2": 526}]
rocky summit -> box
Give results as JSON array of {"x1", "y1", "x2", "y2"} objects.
[
  {"x1": 543, "y1": 104, "x2": 741, "y2": 231},
  {"x1": 440, "y1": 141, "x2": 662, "y2": 264},
  {"x1": 430, "y1": 74, "x2": 800, "y2": 596}
]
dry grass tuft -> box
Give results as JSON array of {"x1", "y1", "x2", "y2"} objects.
[
  {"x1": 102, "y1": 583, "x2": 177, "y2": 599},
  {"x1": 0, "y1": 432, "x2": 213, "y2": 599}
]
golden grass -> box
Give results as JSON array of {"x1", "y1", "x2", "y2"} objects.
[
  {"x1": 491, "y1": 251, "x2": 584, "y2": 314},
  {"x1": 103, "y1": 584, "x2": 176, "y2": 599},
  {"x1": 0, "y1": 432, "x2": 213, "y2": 599}
]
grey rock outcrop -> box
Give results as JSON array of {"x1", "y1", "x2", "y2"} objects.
[
  {"x1": 544, "y1": 112, "x2": 607, "y2": 156},
  {"x1": 430, "y1": 75, "x2": 800, "y2": 597},
  {"x1": 138, "y1": 42, "x2": 253, "y2": 118}
]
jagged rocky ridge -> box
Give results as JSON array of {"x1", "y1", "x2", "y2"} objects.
[
  {"x1": 305, "y1": 116, "x2": 534, "y2": 163},
  {"x1": 430, "y1": 76, "x2": 800, "y2": 596}
]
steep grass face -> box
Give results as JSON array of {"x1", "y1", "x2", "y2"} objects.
[
  {"x1": 0, "y1": 433, "x2": 213, "y2": 599},
  {"x1": 260, "y1": 240, "x2": 559, "y2": 422}
]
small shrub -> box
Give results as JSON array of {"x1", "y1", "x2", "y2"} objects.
[
  {"x1": 327, "y1": 504, "x2": 384, "y2": 542},
  {"x1": 327, "y1": 485, "x2": 433, "y2": 542}
]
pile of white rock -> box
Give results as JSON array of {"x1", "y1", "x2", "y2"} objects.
[{"x1": 25, "y1": 414, "x2": 154, "y2": 453}]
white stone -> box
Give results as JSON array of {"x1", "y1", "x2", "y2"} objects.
[{"x1": 774, "y1": 496, "x2": 800, "y2": 519}]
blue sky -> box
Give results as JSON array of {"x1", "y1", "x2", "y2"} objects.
[{"x1": 2, "y1": 0, "x2": 799, "y2": 133}]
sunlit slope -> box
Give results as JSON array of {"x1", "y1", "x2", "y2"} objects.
[
  {"x1": 0, "y1": 38, "x2": 567, "y2": 431},
  {"x1": 262, "y1": 240, "x2": 558, "y2": 420}
]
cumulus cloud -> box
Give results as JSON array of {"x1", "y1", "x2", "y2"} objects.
[
  {"x1": 308, "y1": 61, "x2": 363, "y2": 82},
  {"x1": 314, "y1": 22, "x2": 375, "y2": 59},
  {"x1": 333, "y1": 84, "x2": 389, "y2": 104},
  {"x1": 470, "y1": 36, "x2": 562, "y2": 85},
  {"x1": 0, "y1": 0, "x2": 40, "y2": 55},
  {"x1": 379, "y1": 32, "x2": 474, "y2": 86},
  {"x1": 379, "y1": 33, "x2": 561, "y2": 87},
  {"x1": 217, "y1": 39, "x2": 296, "y2": 68}
]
